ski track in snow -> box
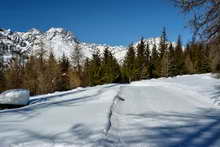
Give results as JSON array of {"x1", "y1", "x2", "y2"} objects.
[{"x1": 0, "y1": 74, "x2": 220, "y2": 147}]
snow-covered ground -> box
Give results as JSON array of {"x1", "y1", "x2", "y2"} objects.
[{"x1": 0, "y1": 74, "x2": 220, "y2": 147}]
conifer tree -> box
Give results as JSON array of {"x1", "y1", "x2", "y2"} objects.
[
  {"x1": 45, "y1": 52, "x2": 59, "y2": 93},
  {"x1": 34, "y1": 47, "x2": 48, "y2": 94},
  {"x1": 197, "y1": 44, "x2": 211, "y2": 73},
  {"x1": 158, "y1": 28, "x2": 169, "y2": 76},
  {"x1": 88, "y1": 49, "x2": 102, "y2": 85},
  {"x1": 148, "y1": 44, "x2": 159, "y2": 78},
  {"x1": 160, "y1": 51, "x2": 169, "y2": 77},
  {"x1": 175, "y1": 35, "x2": 185, "y2": 75},
  {"x1": 122, "y1": 44, "x2": 137, "y2": 82},
  {"x1": 136, "y1": 38, "x2": 147, "y2": 79},
  {"x1": 168, "y1": 44, "x2": 177, "y2": 76},
  {"x1": 56, "y1": 53, "x2": 70, "y2": 91},
  {"x1": 82, "y1": 58, "x2": 91, "y2": 86},
  {"x1": 183, "y1": 44, "x2": 194, "y2": 74},
  {"x1": 142, "y1": 43, "x2": 150, "y2": 79},
  {"x1": 159, "y1": 27, "x2": 168, "y2": 58},
  {"x1": 101, "y1": 47, "x2": 121, "y2": 83}
]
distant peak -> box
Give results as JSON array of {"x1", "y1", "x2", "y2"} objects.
[
  {"x1": 47, "y1": 27, "x2": 66, "y2": 33},
  {"x1": 28, "y1": 28, "x2": 41, "y2": 34}
]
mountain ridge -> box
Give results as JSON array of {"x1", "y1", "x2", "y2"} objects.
[{"x1": 0, "y1": 28, "x2": 176, "y2": 63}]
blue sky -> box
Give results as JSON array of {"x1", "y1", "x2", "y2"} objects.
[{"x1": 0, "y1": 0, "x2": 192, "y2": 46}]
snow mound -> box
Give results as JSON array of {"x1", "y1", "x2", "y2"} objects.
[{"x1": 0, "y1": 89, "x2": 30, "y2": 105}]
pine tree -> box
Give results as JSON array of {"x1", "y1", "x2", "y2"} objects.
[
  {"x1": 122, "y1": 44, "x2": 136, "y2": 82},
  {"x1": 159, "y1": 27, "x2": 168, "y2": 58},
  {"x1": 197, "y1": 44, "x2": 211, "y2": 73},
  {"x1": 35, "y1": 47, "x2": 48, "y2": 94},
  {"x1": 136, "y1": 38, "x2": 147, "y2": 79},
  {"x1": 88, "y1": 49, "x2": 102, "y2": 85},
  {"x1": 160, "y1": 51, "x2": 169, "y2": 77},
  {"x1": 175, "y1": 35, "x2": 185, "y2": 75},
  {"x1": 82, "y1": 58, "x2": 91, "y2": 86},
  {"x1": 45, "y1": 52, "x2": 59, "y2": 93},
  {"x1": 148, "y1": 44, "x2": 159, "y2": 78},
  {"x1": 142, "y1": 43, "x2": 150, "y2": 79},
  {"x1": 101, "y1": 47, "x2": 121, "y2": 83},
  {"x1": 167, "y1": 44, "x2": 177, "y2": 76},
  {"x1": 56, "y1": 53, "x2": 70, "y2": 91},
  {"x1": 158, "y1": 28, "x2": 169, "y2": 76}
]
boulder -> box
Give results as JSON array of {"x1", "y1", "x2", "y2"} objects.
[{"x1": 0, "y1": 89, "x2": 30, "y2": 106}]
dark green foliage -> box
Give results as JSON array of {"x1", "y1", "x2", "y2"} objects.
[
  {"x1": 88, "y1": 50, "x2": 102, "y2": 85},
  {"x1": 148, "y1": 44, "x2": 160, "y2": 78},
  {"x1": 175, "y1": 36, "x2": 185, "y2": 75},
  {"x1": 122, "y1": 44, "x2": 137, "y2": 82},
  {"x1": 101, "y1": 47, "x2": 122, "y2": 84},
  {"x1": 159, "y1": 27, "x2": 168, "y2": 58},
  {"x1": 81, "y1": 58, "x2": 90, "y2": 86},
  {"x1": 136, "y1": 38, "x2": 148, "y2": 79},
  {"x1": 196, "y1": 44, "x2": 211, "y2": 73},
  {"x1": 168, "y1": 44, "x2": 177, "y2": 76}
]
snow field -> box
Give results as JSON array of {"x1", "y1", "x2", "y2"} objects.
[{"x1": 0, "y1": 74, "x2": 220, "y2": 147}]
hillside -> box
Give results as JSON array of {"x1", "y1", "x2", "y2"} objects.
[{"x1": 0, "y1": 74, "x2": 220, "y2": 147}]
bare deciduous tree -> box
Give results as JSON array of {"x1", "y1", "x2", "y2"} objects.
[{"x1": 172, "y1": 0, "x2": 220, "y2": 41}]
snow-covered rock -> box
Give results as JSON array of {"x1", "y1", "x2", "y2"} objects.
[{"x1": 0, "y1": 89, "x2": 30, "y2": 105}]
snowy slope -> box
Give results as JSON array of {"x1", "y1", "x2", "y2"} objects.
[{"x1": 0, "y1": 74, "x2": 220, "y2": 147}]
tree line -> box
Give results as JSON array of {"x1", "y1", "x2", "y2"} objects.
[{"x1": 0, "y1": 29, "x2": 219, "y2": 95}]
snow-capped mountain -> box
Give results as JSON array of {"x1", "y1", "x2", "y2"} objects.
[{"x1": 0, "y1": 28, "x2": 176, "y2": 64}]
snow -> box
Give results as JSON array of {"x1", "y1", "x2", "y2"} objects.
[
  {"x1": 0, "y1": 89, "x2": 30, "y2": 105},
  {"x1": 0, "y1": 74, "x2": 220, "y2": 147}
]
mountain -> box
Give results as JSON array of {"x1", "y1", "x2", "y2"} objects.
[{"x1": 0, "y1": 28, "x2": 176, "y2": 64}]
